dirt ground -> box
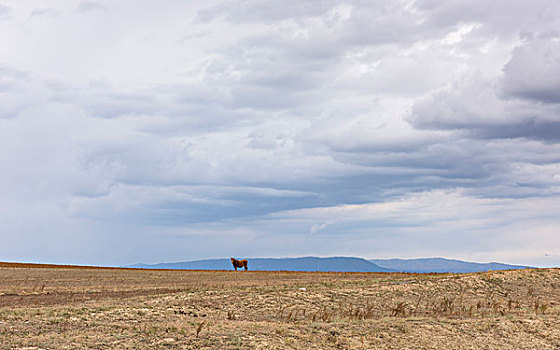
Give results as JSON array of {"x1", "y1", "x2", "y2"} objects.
[{"x1": 0, "y1": 263, "x2": 558, "y2": 349}]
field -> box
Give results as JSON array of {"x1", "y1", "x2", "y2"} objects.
[{"x1": 0, "y1": 263, "x2": 559, "y2": 349}]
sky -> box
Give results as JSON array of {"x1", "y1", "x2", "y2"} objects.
[{"x1": 1, "y1": 0, "x2": 559, "y2": 267}]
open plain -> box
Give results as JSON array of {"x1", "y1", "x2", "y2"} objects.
[{"x1": 0, "y1": 263, "x2": 558, "y2": 349}]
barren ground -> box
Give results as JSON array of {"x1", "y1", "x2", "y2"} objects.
[{"x1": 0, "y1": 263, "x2": 558, "y2": 349}]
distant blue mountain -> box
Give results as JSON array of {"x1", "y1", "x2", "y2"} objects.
[
  {"x1": 128, "y1": 256, "x2": 533, "y2": 273},
  {"x1": 369, "y1": 258, "x2": 532, "y2": 273},
  {"x1": 128, "y1": 256, "x2": 394, "y2": 272},
  {"x1": 245, "y1": 257, "x2": 394, "y2": 272}
]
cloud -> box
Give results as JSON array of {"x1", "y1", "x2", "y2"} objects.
[
  {"x1": 0, "y1": 66, "x2": 37, "y2": 119},
  {"x1": 30, "y1": 8, "x2": 61, "y2": 18},
  {"x1": 70, "y1": 183, "x2": 319, "y2": 225},
  {"x1": 407, "y1": 2, "x2": 560, "y2": 143},
  {"x1": 0, "y1": 65, "x2": 28, "y2": 91},
  {"x1": 0, "y1": 0, "x2": 559, "y2": 266},
  {"x1": 270, "y1": 189, "x2": 560, "y2": 264},
  {"x1": 0, "y1": 3, "x2": 10, "y2": 20},
  {"x1": 310, "y1": 222, "x2": 330, "y2": 235},
  {"x1": 501, "y1": 34, "x2": 560, "y2": 103},
  {"x1": 415, "y1": 0, "x2": 560, "y2": 37},
  {"x1": 409, "y1": 74, "x2": 560, "y2": 141},
  {"x1": 276, "y1": 189, "x2": 560, "y2": 225},
  {"x1": 77, "y1": 1, "x2": 106, "y2": 13},
  {"x1": 196, "y1": 0, "x2": 342, "y2": 23}
]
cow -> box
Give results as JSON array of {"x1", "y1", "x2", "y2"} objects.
[{"x1": 230, "y1": 258, "x2": 248, "y2": 271}]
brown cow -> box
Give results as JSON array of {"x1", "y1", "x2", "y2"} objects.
[{"x1": 230, "y1": 258, "x2": 248, "y2": 271}]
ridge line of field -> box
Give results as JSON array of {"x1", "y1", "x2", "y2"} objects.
[{"x1": 0, "y1": 261, "x2": 406, "y2": 274}]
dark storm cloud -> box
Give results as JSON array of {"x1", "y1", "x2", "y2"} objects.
[
  {"x1": 327, "y1": 141, "x2": 509, "y2": 202},
  {"x1": 501, "y1": 34, "x2": 560, "y2": 104},
  {"x1": 470, "y1": 119, "x2": 560, "y2": 142},
  {"x1": 407, "y1": 1, "x2": 560, "y2": 142},
  {"x1": 410, "y1": 88, "x2": 560, "y2": 142},
  {"x1": 70, "y1": 183, "x2": 321, "y2": 226},
  {"x1": 8, "y1": 1, "x2": 558, "y2": 207},
  {"x1": 409, "y1": 31, "x2": 560, "y2": 141}
]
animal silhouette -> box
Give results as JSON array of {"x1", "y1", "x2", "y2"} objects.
[{"x1": 230, "y1": 258, "x2": 248, "y2": 271}]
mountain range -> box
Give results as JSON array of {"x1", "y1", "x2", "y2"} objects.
[
  {"x1": 369, "y1": 258, "x2": 532, "y2": 273},
  {"x1": 128, "y1": 256, "x2": 532, "y2": 273}
]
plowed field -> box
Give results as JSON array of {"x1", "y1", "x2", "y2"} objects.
[{"x1": 0, "y1": 263, "x2": 558, "y2": 349}]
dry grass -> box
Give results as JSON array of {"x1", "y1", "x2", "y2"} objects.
[{"x1": 0, "y1": 264, "x2": 558, "y2": 349}]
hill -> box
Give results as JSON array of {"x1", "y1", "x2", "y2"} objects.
[
  {"x1": 369, "y1": 257, "x2": 532, "y2": 273},
  {"x1": 129, "y1": 256, "x2": 394, "y2": 272},
  {"x1": 130, "y1": 257, "x2": 533, "y2": 273}
]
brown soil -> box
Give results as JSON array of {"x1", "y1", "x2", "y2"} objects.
[{"x1": 0, "y1": 263, "x2": 558, "y2": 349}]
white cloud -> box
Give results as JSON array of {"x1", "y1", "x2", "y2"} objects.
[
  {"x1": 271, "y1": 189, "x2": 560, "y2": 265},
  {"x1": 76, "y1": 2, "x2": 106, "y2": 13}
]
